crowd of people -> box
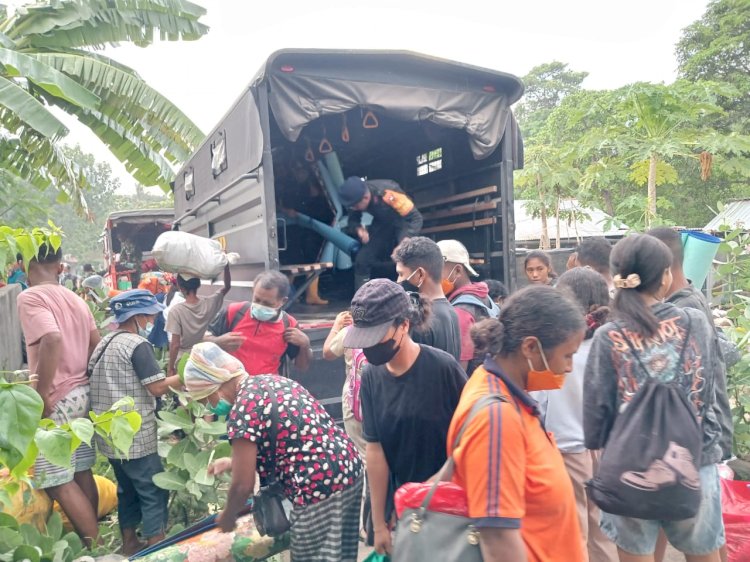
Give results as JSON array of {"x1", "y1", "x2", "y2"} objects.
[{"x1": 11, "y1": 226, "x2": 737, "y2": 562}]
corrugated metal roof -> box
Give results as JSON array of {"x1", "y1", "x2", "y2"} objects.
[
  {"x1": 704, "y1": 199, "x2": 750, "y2": 231},
  {"x1": 514, "y1": 199, "x2": 628, "y2": 241}
]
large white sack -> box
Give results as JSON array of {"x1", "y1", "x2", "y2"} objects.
[{"x1": 152, "y1": 231, "x2": 238, "y2": 279}]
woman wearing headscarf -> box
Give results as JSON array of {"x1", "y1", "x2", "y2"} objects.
[{"x1": 183, "y1": 342, "x2": 363, "y2": 562}]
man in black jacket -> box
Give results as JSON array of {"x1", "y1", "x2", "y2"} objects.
[{"x1": 339, "y1": 177, "x2": 423, "y2": 288}]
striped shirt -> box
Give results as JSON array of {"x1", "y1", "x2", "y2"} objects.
[{"x1": 447, "y1": 359, "x2": 582, "y2": 561}]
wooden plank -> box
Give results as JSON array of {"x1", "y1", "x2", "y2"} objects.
[
  {"x1": 420, "y1": 186, "x2": 497, "y2": 209},
  {"x1": 421, "y1": 217, "x2": 496, "y2": 234},
  {"x1": 422, "y1": 200, "x2": 498, "y2": 222},
  {"x1": 280, "y1": 262, "x2": 334, "y2": 275}
]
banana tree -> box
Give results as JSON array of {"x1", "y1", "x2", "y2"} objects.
[{"x1": 0, "y1": 0, "x2": 207, "y2": 216}]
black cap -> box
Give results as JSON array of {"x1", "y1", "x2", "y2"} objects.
[
  {"x1": 338, "y1": 176, "x2": 367, "y2": 207},
  {"x1": 344, "y1": 279, "x2": 411, "y2": 349}
]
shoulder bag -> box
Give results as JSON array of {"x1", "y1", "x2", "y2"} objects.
[{"x1": 392, "y1": 393, "x2": 507, "y2": 562}]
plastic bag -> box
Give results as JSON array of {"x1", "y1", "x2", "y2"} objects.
[
  {"x1": 362, "y1": 552, "x2": 390, "y2": 562},
  {"x1": 720, "y1": 477, "x2": 750, "y2": 562},
  {"x1": 394, "y1": 481, "x2": 469, "y2": 518},
  {"x1": 152, "y1": 231, "x2": 239, "y2": 279}
]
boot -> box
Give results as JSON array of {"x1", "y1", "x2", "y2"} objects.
[{"x1": 305, "y1": 276, "x2": 329, "y2": 305}]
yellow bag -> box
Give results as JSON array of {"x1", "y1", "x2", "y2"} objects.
[
  {"x1": 0, "y1": 471, "x2": 118, "y2": 533},
  {"x1": 0, "y1": 475, "x2": 52, "y2": 531},
  {"x1": 55, "y1": 475, "x2": 118, "y2": 531}
]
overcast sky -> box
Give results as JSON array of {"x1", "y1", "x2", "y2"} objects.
[{"x1": 58, "y1": 0, "x2": 709, "y2": 192}]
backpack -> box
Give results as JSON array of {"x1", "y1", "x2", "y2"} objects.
[
  {"x1": 588, "y1": 315, "x2": 702, "y2": 521},
  {"x1": 451, "y1": 294, "x2": 500, "y2": 319},
  {"x1": 227, "y1": 302, "x2": 292, "y2": 377},
  {"x1": 347, "y1": 345, "x2": 367, "y2": 422}
]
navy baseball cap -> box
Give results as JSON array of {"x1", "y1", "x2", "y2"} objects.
[
  {"x1": 109, "y1": 289, "x2": 165, "y2": 324},
  {"x1": 344, "y1": 279, "x2": 411, "y2": 349},
  {"x1": 338, "y1": 176, "x2": 367, "y2": 208}
]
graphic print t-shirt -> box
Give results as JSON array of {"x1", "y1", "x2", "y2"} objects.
[{"x1": 584, "y1": 302, "x2": 722, "y2": 464}]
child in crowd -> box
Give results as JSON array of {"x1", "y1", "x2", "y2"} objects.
[
  {"x1": 89, "y1": 290, "x2": 181, "y2": 554},
  {"x1": 166, "y1": 265, "x2": 231, "y2": 377},
  {"x1": 524, "y1": 250, "x2": 557, "y2": 286}
]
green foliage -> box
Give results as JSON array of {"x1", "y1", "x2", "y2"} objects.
[
  {"x1": 515, "y1": 61, "x2": 588, "y2": 140},
  {"x1": 0, "y1": 223, "x2": 63, "y2": 274},
  {"x1": 0, "y1": 375, "x2": 142, "y2": 559},
  {"x1": 676, "y1": 0, "x2": 750, "y2": 134},
  {"x1": 0, "y1": 511, "x2": 86, "y2": 562},
  {"x1": 0, "y1": 0, "x2": 206, "y2": 215},
  {"x1": 712, "y1": 222, "x2": 750, "y2": 457},
  {"x1": 153, "y1": 395, "x2": 232, "y2": 526}
]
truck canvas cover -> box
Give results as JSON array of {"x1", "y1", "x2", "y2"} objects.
[{"x1": 258, "y1": 50, "x2": 524, "y2": 161}]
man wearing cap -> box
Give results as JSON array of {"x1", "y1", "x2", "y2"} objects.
[
  {"x1": 17, "y1": 243, "x2": 102, "y2": 546},
  {"x1": 339, "y1": 176, "x2": 423, "y2": 288},
  {"x1": 437, "y1": 239, "x2": 500, "y2": 372},
  {"x1": 89, "y1": 289, "x2": 182, "y2": 554},
  {"x1": 344, "y1": 279, "x2": 466, "y2": 555}
]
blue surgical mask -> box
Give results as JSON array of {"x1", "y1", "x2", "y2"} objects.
[
  {"x1": 137, "y1": 318, "x2": 153, "y2": 338},
  {"x1": 208, "y1": 398, "x2": 232, "y2": 417},
  {"x1": 251, "y1": 302, "x2": 280, "y2": 322}
]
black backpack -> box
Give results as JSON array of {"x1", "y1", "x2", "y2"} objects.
[{"x1": 588, "y1": 315, "x2": 703, "y2": 521}]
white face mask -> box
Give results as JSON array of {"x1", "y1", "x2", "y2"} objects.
[{"x1": 137, "y1": 317, "x2": 154, "y2": 337}]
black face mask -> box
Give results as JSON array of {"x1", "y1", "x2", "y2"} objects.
[
  {"x1": 363, "y1": 331, "x2": 402, "y2": 366},
  {"x1": 399, "y1": 268, "x2": 423, "y2": 295}
]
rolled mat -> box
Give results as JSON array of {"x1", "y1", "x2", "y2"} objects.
[
  {"x1": 316, "y1": 160, "x2": 343, "y2": 219},
  {"x1": 324, "y1": 152, "x2": 345, "y2": 189},
  {"x1": 282, "y1": 211, "x2": 360, "y2": 256},
  {"x1": 681, "y1": 231, "x2": 721, "y2": 289}
]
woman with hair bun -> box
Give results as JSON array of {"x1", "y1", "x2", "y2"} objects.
[
  {"x1": 534, "y1": 267, "x2": 618, "y2": 561},
  {"x1": 447, "y1": 285, "x2": 586, "y2": 561},
  {"x1": 584, "y1": 234, "x2": 724, "y2": 562}
]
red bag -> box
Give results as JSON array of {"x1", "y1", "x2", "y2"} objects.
[
  {"x1": 394, "y1": 481, "x2": 469, "y2": 519},
  {"x1": 721, "y1": 477, "x2": 750, "y2": 562}
]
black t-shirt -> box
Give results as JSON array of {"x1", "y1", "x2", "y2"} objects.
[
  {"x1": 361, "y1": 345, "x2": 467, "y2": 487},
  {"x1": 412, "y1": 298, "x2": 462, "y2": 361}
]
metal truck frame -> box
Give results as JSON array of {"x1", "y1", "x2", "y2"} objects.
[{"x1": 171, "y1": 49, "x2": 524, "y2": 417}]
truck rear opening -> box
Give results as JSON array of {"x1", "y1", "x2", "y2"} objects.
[{"x1": 171, "y1": 50, "x2": 524, "y2": 418}]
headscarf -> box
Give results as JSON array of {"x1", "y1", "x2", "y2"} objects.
[{"x1": 184, "y1": 342, "x2": 246, "y2": 400}]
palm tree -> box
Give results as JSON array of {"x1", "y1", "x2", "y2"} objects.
[{"x1": 0, "y1": 0, "x2": 207, "y2": 215}]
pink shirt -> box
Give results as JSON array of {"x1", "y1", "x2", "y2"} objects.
[{"x1": 17, "y1": 284, "x2": 96, "y2": 408}]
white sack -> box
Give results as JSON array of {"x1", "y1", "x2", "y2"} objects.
[{"x1": 152, "y1": 231, "x2": 238, "y2": 279}]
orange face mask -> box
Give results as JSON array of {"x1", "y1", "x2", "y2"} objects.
[
  {"x1": 526, "y1": 339, "x2": 566, "y2": 392},
  {"x1": 441, "y1": 265, "x2": 459, "y2": 296}
]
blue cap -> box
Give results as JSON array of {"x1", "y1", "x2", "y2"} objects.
[
  {"x1": 338, "y1": 176, "x2": 367, "y2": 207},
  {"x1": 110, "y1": 289, "x2": 165, "y2": 324}
]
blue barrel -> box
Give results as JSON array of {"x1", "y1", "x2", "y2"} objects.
[{"x1": 681, "y1": 231, "x2": 721, "y2": 289}]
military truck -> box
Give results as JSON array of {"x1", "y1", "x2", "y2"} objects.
[{"x1": 172, "y1": 50, "x2": 524, "y2": 417}]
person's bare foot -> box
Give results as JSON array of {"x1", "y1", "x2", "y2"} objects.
[{"x1": 121, "y1": 528, "x2": 146, "y2": 555}]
